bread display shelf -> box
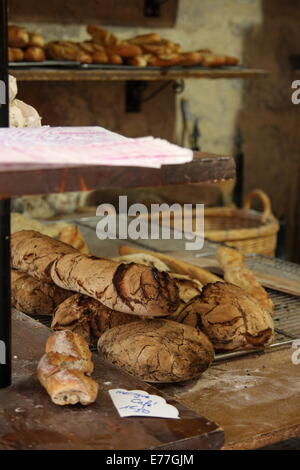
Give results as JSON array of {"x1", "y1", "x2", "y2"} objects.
[
  {"x1": 0, "y1": 152, "x2": 235, "y2": 199},
  {"x1": 10, "y1": 66, "x2": 268, "y2": 82}
]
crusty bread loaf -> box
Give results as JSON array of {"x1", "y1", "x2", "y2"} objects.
[
  {"x1": 11, "y1": 269, "x2": 72, "y2": 316},
  {"x1": 180, "y1": 282, "x2": 274, "y2": 350},
  {"x1": 37, "y1": 330, "x2": 98, "y2": 406},
  {"x1": 11, "y1": 230, "x2": 78, "y2": 282},
  {"x1": 98, "y1": 319, "x2": 214, "y2": 383},
  {"x1": 51, "y1": 293, "x2": 135, "y2": 344},
  {"x1": 216, "y1": 246, "x2": 274, "y2": 314},
  {"x1": 11, "y1": 231, "x2": 179, "y2": 317},
  {"x1": 50, "y1": 254, "x2": 179, "y2": 316}
]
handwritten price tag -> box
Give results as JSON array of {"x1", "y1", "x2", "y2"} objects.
[{"x1": 109, "y1": 389, "x2": 180, "y2": 419}]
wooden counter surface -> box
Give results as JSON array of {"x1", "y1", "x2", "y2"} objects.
[
  {"x1": 159, "y1": 345, "x2": 300, "y2": 450},
  {"x1": 0, "y1": 311, "x2": 223, "y2": 450}
]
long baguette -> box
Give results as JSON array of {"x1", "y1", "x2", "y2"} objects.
[
  {"x1": 11, "y1": 231, "x2": 179, "y2": 316},
  {"x1": 119, "y1": 245, "x2": 222, "y2": 285},
  {"x1": 11, "y1": 269, "x2": 73, "y2": 316}
]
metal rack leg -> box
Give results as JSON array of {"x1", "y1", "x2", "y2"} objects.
[{"x1": 0, "y1": 198, "x2": 11, "y2": 388}]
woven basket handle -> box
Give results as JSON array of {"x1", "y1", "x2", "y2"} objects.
[{"x1": 243, "y1": 189, "x2": 272, "y2": 222}]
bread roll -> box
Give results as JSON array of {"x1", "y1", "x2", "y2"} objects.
[
  {"x1": 92, "y1": 50, "x2": 109, "y2": 64},
  {"x1": 8, "y1": 25, "x2": 29, "y2": 48},
  {"x1": 180, "y1": 282, "x2": 274, "y2": 350},
  {"x1": 23, "y1": 46, "x2": 46, "y2": 62},
  {"x1": 8, "y1": 47, "x2": 24, "y2": 62},
  {"x1": 107, "y1": 54, "x2": 123, "y2": 65},
  {"x1": 28, "y1": 33, "x2": 45, "y2": 49},
  {"x1": 11, "y1": 269, "x2": 72, "y2": 316},
  {"x1": 98, "y1": 319, "x2": 214, "y2": 383},
  {"x1": 37, "y1": 330, "x2": 98, "y2": 406}
]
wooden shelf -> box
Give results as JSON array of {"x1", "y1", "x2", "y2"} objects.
[
  {"x1": 10, "y1": 67, "x2": 269, "y2": 82},
  {"x1": 0, "y1": 152, "x2": 235, "y2": 199}
]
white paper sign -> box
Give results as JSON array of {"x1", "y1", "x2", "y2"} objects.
[{"x1": 109, "y1": 388, "x2": 180, "y2": 419}]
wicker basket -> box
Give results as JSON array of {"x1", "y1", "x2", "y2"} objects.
[{"x1": 203, "y1": 189, "x2": 279, "y2": 256}]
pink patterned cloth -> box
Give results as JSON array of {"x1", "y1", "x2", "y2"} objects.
[{"x1": 0, "y1": 126, "x2": 193, "y2": 169}]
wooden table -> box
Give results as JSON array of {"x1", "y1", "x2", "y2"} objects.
[
  {"x1": 159, "y1": 345, "x2": 300, "y2": 450},
  {"x1": 0, "y1": 311, "x2": 224, "y2": 450}
]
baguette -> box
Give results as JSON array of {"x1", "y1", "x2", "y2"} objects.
[
  {"x1": 87, "y1": 25, "x2": 120, "y2": 47},
  {"x1": 202, "y1": 54, "x2": 227, "y2": 67},
  {"x1": 11, "y1": 231, "x2": 179, "y2": 317},
  {"x1": 59, "y1": 225, "x2": 89, "y2": 254},
  {"x1": 119, "y1": 245, "x2": 222, "y2": 285},
  {"x1": 127, "y1": 33, "x2": 162, "y2": 46},
  {"x1": 177, "y1": 52, "x2": 203, "y2": 66},
  {"x1": 11, "y1": 269, "x2": 72, "y2": 316},
  {"x1": 46, "y1": 41, "x2": 92, "y2": 63},
  {"x1": 148, "y1": 53, "x2": 182, "y2": 67},
  {"x1": 216, "y1": 246, "x2": 274, "y2": 314},
  {"x1": 37, "y1": 330, "x2": 98, "y2": 406},
  {"x1": 105, "y1": 44, "x2": 142, "y2": 58}
]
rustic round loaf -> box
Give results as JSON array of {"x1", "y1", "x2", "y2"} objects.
[
  {"x1": 98, "y1": 319, "x2": 214, "y2": 383},
  {"x1": 180, "y1": 282, "x2": 274, "y2": 351}
]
